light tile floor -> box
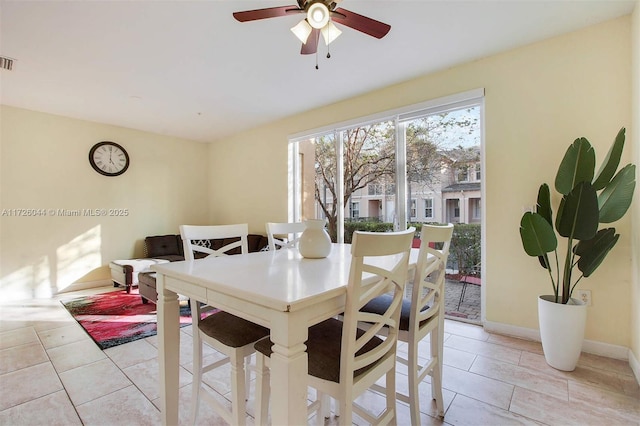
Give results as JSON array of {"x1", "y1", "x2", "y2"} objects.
[{"x1": 0, "y1": 287, "x2": 638, "y2": 425}]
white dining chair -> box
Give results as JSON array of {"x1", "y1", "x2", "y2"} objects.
[
  {"x1": 361, "y1": 223, "x2": 454, "y2": 422},
  {"x1": 253, "y1": 227, "x2": 415, "y2": 425},
  {"x1": 180, "y1": 224, "x2": 270, "y2": 426},
  {"x1": 265, "y1": 221, "x2": 306, "y2": 251}
]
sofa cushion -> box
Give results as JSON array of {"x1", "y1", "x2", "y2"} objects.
[
  {"x1": 145, "y1": 235, "x2": 182, "y2": 258},
  {"x1": 152, "y1": 254, "x2": 185, "y2": 262},
  {"x1": 197, "y1": 234, "x2": 269, "y2": 256},
  {"x1": 144, "y1": 233, "x2": 268, "y2": 261},
  {"x1": 248, "y1": 234, "x2": 269, "y2": 253}
]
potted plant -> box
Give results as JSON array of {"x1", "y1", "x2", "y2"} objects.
[{"x1": 519, "y1": 127, "x2": 636, "y2": 371}]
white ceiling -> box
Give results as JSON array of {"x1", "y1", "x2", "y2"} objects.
[{"x1": 0, "y1": 0, "x2": 635, "y2": 143}]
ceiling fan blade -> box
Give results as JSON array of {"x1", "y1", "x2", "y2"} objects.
[
  {"x1": 301, "y1": 28, "x2": 320, "y2": 55},
  {"x1": 332, "y1": 7, "x2": 391, "y2": 39},
  {"x1": 233, "y1": 6, "x2": 302, "y2": 22}
]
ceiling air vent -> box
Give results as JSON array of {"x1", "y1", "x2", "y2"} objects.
[{"x1": 0, "y1": 57, "x2": 14, "y2": 71}]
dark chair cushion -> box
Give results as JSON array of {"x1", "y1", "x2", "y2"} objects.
[
  {"x1": 145, "y1": 235, "x2": 182, "y2": 258},
  {"x1": 361, "y1": 294, "x2": 430, "y2": 332},
  {"x1": 198, "y1": 311, "x2": 269, "y2": 348},
  {"x1": 152, "y1": 254, "x2": 185, "y2": 262},
  {"x1": 254, "y1": 318, "x2": 383, "y2": 383}
]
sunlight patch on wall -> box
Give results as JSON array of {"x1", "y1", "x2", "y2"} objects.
[
  {"x1": 1, "y1": 256, "x2": 51, "y2": 301},
  {"x1": 55, "y1": 225, "x2": 102, "y2": 292}
]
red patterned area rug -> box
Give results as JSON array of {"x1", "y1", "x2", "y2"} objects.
[{"x1": 61, "y1": 289, "x2": 193, "y2": 350}]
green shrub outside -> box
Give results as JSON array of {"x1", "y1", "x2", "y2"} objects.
[
  {"x1": 449, "y1": 223, "x2": 481, "y2": 274},
  {"x1": 343, "y1": 221, "x2": 394, "y2": 243},
  {"x1": 342, "y1": 221, "x2": 481, "y2": 273}
]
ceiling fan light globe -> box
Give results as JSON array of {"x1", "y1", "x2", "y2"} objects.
[
  {"x1": 321, "y1": 21, "x2": 342, "y2": 45},
  {"x1": 307, "y1": 3, "x2": 329, "y2": 29},
  {"x1": 291, "y1": 19, "x2": 312, "y2": 43}
]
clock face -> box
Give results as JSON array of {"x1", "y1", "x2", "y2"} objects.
[{"x1": 89, "y1": 141, "x2": 130, "y2": 176}]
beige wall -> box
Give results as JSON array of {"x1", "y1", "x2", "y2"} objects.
[
  {"x1": 210, "y1": 17, "x2": 634, "y2": 348},
  {"x1": 0, "y1": 106, "x2": 210, "y2": 300},
  {"x1": 630, "y1": 0, "x2": 640, "y2": 373}
]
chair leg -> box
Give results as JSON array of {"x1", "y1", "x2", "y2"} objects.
[
  {"x1": 316, "y1": 392, "x2": 326, "y2": 426},
  {"x1": 230, "y1": 350, "x2": 247, "y2": 425},
  {"x1": 245, "y1": 356, "x2": 252, "y2": 400},
  {"x1": 431, "y1": 316, "x2": 445, "y2": 417},
  {"x1": 385, "y1": 368, "x2": 398, "y2": 425},
  {"x1": 337, "y1": 396, "x2": 352, "y2": 426},
  {"x1": 407, "y1": 341, "x2": 421, "y2": 426},
  {"x1": 321, "y1": 393, "x2": 331, "y2": 418},
  {"x1": 254, "y1": 354, "x2": 270, "y2": 425},
  {"x1": 190, "y1": 332, "x2": 203, "y2": 425},
  {"x1": 430, "y1": 358, "x2": 445, "y2": 418}
]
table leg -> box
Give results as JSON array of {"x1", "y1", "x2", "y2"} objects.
[
  {"x1": 157, "y1": 274, "x2": 180, "y2": 426},
  {"x1": 269, "y1": 312, "x2": 309, "y2": 425}
]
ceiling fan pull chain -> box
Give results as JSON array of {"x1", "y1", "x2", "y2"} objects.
[{"x1": 315, "y1": 49, "x2": 319, "y2": 70}]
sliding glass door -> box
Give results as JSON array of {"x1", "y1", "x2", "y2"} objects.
[{"x1": 291, "y1": 90, "x2": 482, "y2": 240}]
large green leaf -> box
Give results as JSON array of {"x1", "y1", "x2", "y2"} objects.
[
  {"x1": 538, "y1": 254, "x2": 551, "y2": 271},
  {"x1": 556, "y1": 181, "x2": 599, "y2": 240},
  {"x1": 520, "y1": 212, "x2": 557, "y2": 257},
  {"x1": 598, "y1": 164, "x2": 636, "y2": 223},
  {"x1": 592, "y1": 128, "x2": 625, "y2": 190},
  {"x1": 555, "y1": 138, "x2": 595, "y2": 195},
  {"x1": 536, "y1": 184, "x2": 553, "y2": 226},
  {"x1": 575, "y1": 228, "x2": 619, "y2": 277}
]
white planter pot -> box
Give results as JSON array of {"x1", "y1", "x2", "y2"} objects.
[
  {"x1": 298, "y1": 219, "x2": 332, "y2": 259},
  {"x1": 538, "y1": 295, "x2": 587, "y2": 371}
]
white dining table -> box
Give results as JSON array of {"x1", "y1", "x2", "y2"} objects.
[{"x1": 152, "y1": 243, "x2": 419, "y2": 425}]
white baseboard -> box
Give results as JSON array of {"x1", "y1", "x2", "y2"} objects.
[
  {"x1": 55, "y1": 279, "x2": 112, "y2": 294},
  {"x1": 629, "y1": 349, "x2": 640, "y2": 385},
  {"x1": 483, "y1": 320, "x2": 629, "y2": 360}
]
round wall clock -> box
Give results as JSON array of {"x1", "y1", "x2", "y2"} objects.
[{"x1": 89, "y1": 141, "x2": 130, "y2": 176}]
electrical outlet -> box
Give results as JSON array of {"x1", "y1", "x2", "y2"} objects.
[{"x1": 576, "y1": 289, "x2": 592, "y2": 306}]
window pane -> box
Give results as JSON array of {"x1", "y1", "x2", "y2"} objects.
[
  {"x1": 405, "y1": 106, "x2": 480, "y2": 225},
  {"x1": 343, "y1": 122, "x2": 395, "y2": 241},
  {"x1": 297, "y1": 133, "x2": 337, "y2": 236},
  {"x1": 424, "y1": 198, "x2": 433, "y2": 218}
]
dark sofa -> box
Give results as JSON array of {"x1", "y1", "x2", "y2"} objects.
[{"x1": 138, "y1": 233, "x2": 269, "y2": 303}]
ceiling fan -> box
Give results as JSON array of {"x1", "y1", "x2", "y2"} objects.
[{"x1": 233, "y1": 0, "x2": 391, "y2": 56}]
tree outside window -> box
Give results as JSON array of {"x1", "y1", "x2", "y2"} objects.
[
  {"x1": 456, "y1": 165, "x2": 469, "y2": 182},
  {"x1": 309, "y1": 108, "x2": 480, "y2": 241}
]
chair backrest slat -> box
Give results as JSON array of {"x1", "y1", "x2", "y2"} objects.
[
  {"x1": 266, "y1": 222, "x2": 306, "y2": 251},
  {"x1": 410, "y1": 224, "x2": 454, "y2": 332},
  {"x1": 179, "y1": 224, "x2": 249, "y2": 327},
  {"x1": 340, "y1": 228, "x2": 415, "y2": 384},
  {"x1": 180, "y1": 224, "x2": 249, "y2": 261}
]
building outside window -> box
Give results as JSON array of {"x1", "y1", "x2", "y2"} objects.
[
  {"x1": 475, "y1": 163, "x2": 481, "y2": 181},
  {"x1": 457, "y1": 165, "x2": 469, "y2": 182},
  {"x1": 290, "y1": 92, "x2": 482, "y2": 242},
  {"x1": 351, "y1": 202, "x2": 360, "y2": 219},
  {"x1": 368, "y1": 183, "x2": 383, "y2": 195},
  {"x1": 424, "y1": 198, "x2": 434, "y2": 219},
  {"x1": 471, "y1": 198, "x2": 481, "y2": 220},
  {"x1": 385, "y1": 183, "x2": 396, "y2": 195}
]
